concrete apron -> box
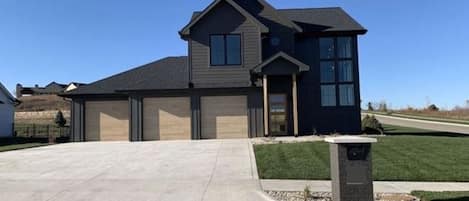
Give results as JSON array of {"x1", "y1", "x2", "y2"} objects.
[{"x1": 0, "y1": 140, "x2": 273, "y2": 201}]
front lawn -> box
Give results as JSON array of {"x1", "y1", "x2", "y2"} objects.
[
  {"x1": 411, "y1": 191, "x2": 469, "y2": 201},
  {"x1": 254, "y1": 125, "x2": 469, "y2": 181},
  {"x1": 0, "y1": 137, "x2": 51, "y2": 152}
]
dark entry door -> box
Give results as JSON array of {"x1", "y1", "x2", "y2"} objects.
[{"x1": 269, "y1": 94, "x2": 288, "y2": 136}]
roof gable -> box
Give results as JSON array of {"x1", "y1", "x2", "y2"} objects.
[
  {"x1": 252, "y1": 52, "x2": 309, "y2": 75},
  {"x1": 0, "y1": 82, "x2": 18, "y2": 104},
  {"x1": 179, "y1": 0, "x2": 269, "y2": 37}
]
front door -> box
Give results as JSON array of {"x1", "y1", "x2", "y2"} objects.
[{"x1": 269, "y1": 94, "x2": 288, "y2": 136}]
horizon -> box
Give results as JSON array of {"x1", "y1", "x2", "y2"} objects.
[{"x1": 1, "y1": 0, "x2": 468, "y2": 109}]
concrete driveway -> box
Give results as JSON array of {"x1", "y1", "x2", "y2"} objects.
[{"x1": 0, "y1": 140, "x2": 271, "y2": 201}]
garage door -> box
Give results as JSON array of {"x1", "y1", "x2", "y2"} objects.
[
  {"x1": 85, "y1": 101, "x2": 129, "y2": 141},
  {"x1": 143, "y1": 97, "x2": 191, "y2": 141},
  {"x1": 201, "y1": 96, "x2": 248, "y2": 139}
]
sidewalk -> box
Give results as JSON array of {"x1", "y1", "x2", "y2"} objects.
[{"x1": 261, "y1": 179, "x2": 469, "y2": 193}]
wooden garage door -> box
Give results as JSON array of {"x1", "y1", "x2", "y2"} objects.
[
  {"x1": 85, "y1": 101, "x2": 129, "y2": 141},
  {"x1": 201, "y1": 96, "x2": 248, "y2": 139},
  {"x1": 143, "y1": 97, "x2": 191, "y2": 141}
]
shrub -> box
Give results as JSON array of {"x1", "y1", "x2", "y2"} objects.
[
  {"x1": 362, "y1": 115, "x2": 383, "y2": 134},
  {"x1": 427, "y1": 104, "x2": 439, "y2": 111},
  {"x1": 54, "y1": 110, "x2": 67, "y2": 127}
]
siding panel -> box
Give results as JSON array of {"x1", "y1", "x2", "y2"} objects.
[{"x1": 190, "y1": 1, "x2": 261, "y2": 88}]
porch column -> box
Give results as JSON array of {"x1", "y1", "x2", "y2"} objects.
[
  {"x1": 292, "y1": 74, "x2": 298, "y2": 137},
  {"x1": 263, "y1": 75, "x2": 269, "y2": 136}
]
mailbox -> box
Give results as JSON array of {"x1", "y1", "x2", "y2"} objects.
[{"x1": 325, "y1": 136, "x2": 377, "y2": 201}]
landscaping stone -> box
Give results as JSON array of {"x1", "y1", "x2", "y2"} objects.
[{"x1": 266, "y1": 191, "x2": 419, "y2": 201}]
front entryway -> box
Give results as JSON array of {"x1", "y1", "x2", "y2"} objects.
[{"x1": 269, "y1": 94, "x2": 288, "y2": 136}]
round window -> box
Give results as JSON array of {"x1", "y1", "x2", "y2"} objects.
[{"x1": 270, "y1": 37, "x2": 280, "y2": 46}]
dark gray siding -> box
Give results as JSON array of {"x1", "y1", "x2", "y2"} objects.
[
  {"x1": 295, "y1": 36, "x2": 362, "y2": 134},
  {"x1": 70, "y1": 99, "x2": 85, "y2": 142},
  {"x1": 248, "y1": 89, "x2": 264, "y2": 137},
  {"x1": 191, "y1": 95, "x2": 201, "y2": 139},
  {"x1": 129, "y1": 96, "x2": 143, "y2": 141},
  {"x1": 189, "y1": 1, "x2": 261, "y2": 88}
]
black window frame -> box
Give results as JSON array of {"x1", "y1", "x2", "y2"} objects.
[
  {"x1": 319, "y1": 36, "x2": 355, "y2": 107},
  {"x1": 209, "y1": 34, "x2": 242, "y2": 66}
]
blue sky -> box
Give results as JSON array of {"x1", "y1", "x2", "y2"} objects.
[{"x1": 1, "y1": 0, "x2": 468, "y2": 109}]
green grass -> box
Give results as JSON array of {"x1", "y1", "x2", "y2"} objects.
[
  {"x1": 254, "y1": 125, "x2": 469, "y2": 181},
  {"x1": 0, "y1": 137, "x2": 51, "y2": 152},
  {"x1": 0, "y1": 143, "x2": 50, "y2": 152},
  {"x1": 411, "y1": 191, "x2": 469, "y2": 201}
]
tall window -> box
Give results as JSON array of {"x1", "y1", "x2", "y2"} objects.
[
  {"x1": 319, "y1": 37, "x2": 355, "y2": 107},
  {"x1": 210, "y1": 34, "x2": 241, "y2": 66}
]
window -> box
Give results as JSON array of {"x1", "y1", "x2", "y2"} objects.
[
  {"x1": 320, "y1": 62, "x2": 335, "y2": 83},
  {"x1": 338, "y1": 37, "x2": 352, "y2": 58},
  {"x1": 338, "y1": 61, "x2": 353, "y2": 82},
  {"x1": 339, "y1": 84, "x2": 354, "y2": 106},
  {"x1": 210, "y1": 34, "x2": 241, "y2": 66},
  {"x1": 319, "y1": 37, "x2": 355, "y2": 107},
  {"x1": 321, "y1": 85, "x2": 336, "y2": 106},
  {"x1": 320, "y1": 38, "x2": 335, "y2": 59}
]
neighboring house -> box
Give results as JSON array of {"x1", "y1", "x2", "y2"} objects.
[
  {"x1": 16, "y1": 82, "x2": 86, "y2": 97},
  {"x1": 0, "y1": 82, "x2": 19, "y2": 137},
  {"x1": 61, "y1": 0, "x2": 367, "y2": 142},
  {"x1": 64, "y1": 82, "x2": 86, "y2": 92}
]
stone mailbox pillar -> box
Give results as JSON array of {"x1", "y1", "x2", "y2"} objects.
[{"x1": 325, "y1": 136, "x2": 377, "y2": 201}]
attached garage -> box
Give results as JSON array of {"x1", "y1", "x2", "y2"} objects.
[
  {"x1": 201, "y1": 96, "x2": 248, "y2": 139},
  {"x1": 85, "y1": 101, "x2": 129, "y2": 141},
  {"x1": 143, "y1": 97, "x2": 191, "y2": 141}
]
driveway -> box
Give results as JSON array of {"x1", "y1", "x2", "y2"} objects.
[{"x1": 0, "y1": 140, "x2": 271, "y2": 201}]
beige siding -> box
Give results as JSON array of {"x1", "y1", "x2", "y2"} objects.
[
  {"x1": 143, "y1": 97, "x2": 191, "y2": 141},
  {"x1": 190, "y1": 1, "x2": 261, "y2": 88},
  {"x1": 201, "y1": 96, "x2": 248, "y2": 139},
  {"x1": 85, "y1": 101, "x2": 129, "y2": 141}
]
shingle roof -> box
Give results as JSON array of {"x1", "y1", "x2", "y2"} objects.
[
  {"x1": 61, "y1": 56, "x2": 189, "y2": 96},
  {"x1": 278, "y1": 7, "x2": 366, "y2": 33},
  {"x1": 191, "y1": 7, "x2": 366, "y2": 34},
  {"x1": 180, "y1": 0, "x2": 269, "y2": 37}
]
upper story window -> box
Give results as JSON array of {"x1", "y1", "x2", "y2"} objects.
[
  {"x1": 319, "y1": 37, "x2": 355, "y2": 107},
  {"x1": 210, "y1": 34, "x2": 241, "y2": 66}
]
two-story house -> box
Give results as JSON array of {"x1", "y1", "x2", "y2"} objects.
[{"x1": 61, "y1": 0, "x2": 367, "y2": 142}]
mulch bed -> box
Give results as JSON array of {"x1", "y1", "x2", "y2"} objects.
[{"x1": 266, "y1": 191, "x2": 419, "y2": 201}]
